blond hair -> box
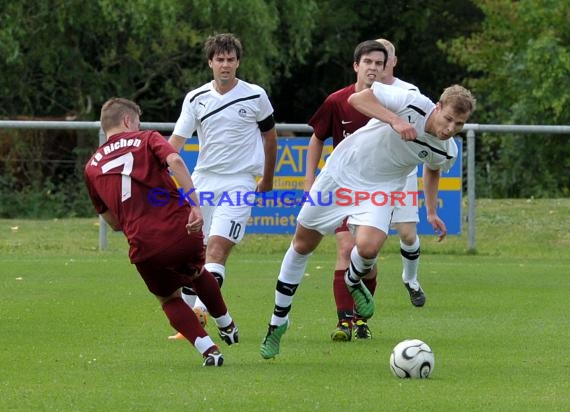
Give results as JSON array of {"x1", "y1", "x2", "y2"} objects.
[
  {"x1": 375, "y1": 38, "x2": 395, "y2": 58},
  {"x1": 439, "y1": 85, "x2": 477, "y2": 115},
  {"x1": 100, "y1": 98, "x2": 142, "y2": 133}
]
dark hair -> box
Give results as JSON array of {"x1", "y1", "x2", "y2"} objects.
[
  {"x1": 204, "y1": 33, "x2": 243, "y2": 61},
  {"x1": 353, "y1": 40, "x2": 388, "y2": 67}
]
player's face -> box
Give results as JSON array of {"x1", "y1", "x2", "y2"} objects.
[
  {"x1": 354, "y1": 51, "x2": 385, "y2": 87},
  {"x1": 209, "y1": 51, "x2": 239, "y2": 84},
  {"x1": 432, "y1": 103, "x2": 470, "y2": 140}
]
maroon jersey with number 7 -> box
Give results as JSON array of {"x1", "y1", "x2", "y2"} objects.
[{"x1": 85, "y1": 130, "x2": 199, "y2": 263}]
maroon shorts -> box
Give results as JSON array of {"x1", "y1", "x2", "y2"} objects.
[
  {"x1": 135, "y1": 233, "x2": 205, "y2": 297},
  {"x1": 334, "y1": 217, "x2": 350, "y2": 234}
]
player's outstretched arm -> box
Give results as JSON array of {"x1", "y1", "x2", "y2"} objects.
[
  {"x1": 423, "y1": 164, "x2": 447, "y2": 242},
  {"x1": 348, "y1": 89, "x2": 417, "y2": 140}
]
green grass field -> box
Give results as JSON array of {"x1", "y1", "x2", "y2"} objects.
[{"x1": 1, "y1": 199, "x2": 569, "y2": 411}]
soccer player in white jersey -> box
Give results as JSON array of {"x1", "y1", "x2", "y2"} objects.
[
  {"x1": 168, "y1": 33, "x2": 278, "y2": 340},
  {"x1": 376, "y1": 38, "x2": 426, "y2": 307},
  {"x1": 304, "y1": 40, "x2": 388, "y2": 342},
  {"x1": 260, "y1": 84, "x2": 476, "y2": 359}
]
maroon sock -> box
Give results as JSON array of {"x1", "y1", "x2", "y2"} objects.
[
  {"x1": 162, "y1": 297, "x2": 207, "y2": 345},
  {"x1": 333, "y1": 269, "x2": 353, "y2": 321},
  {"x1": 192, "y1": 269, "x2": 228, "y2": 318}
]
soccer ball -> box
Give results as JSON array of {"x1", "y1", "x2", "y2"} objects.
[
  {"x1": 389, "y1": 339, "x2": 434, "y2": 379},
  {"x1": 193, "y1": 306, "x2": 208, "y2": 328}
]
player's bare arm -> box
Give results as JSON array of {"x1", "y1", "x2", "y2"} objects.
[
  {"x1": 303, "y1": 134, "x2": 325, "y2": 192},
  {"x1": 256, "y1": 127, "x2": 277, "y2": 192},
  {"x1": 167, "y1": 134, "x2": 186, "y2": 152},
  {"x1": 348, "y1": 88, "x2": 417, "y2": 140},
  {"x1": 422, "y1": 164, "x2": 446, "y2": 241}
]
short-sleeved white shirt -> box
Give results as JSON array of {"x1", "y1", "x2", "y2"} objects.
[
  {"x1": 324, "y1": 82, "x2": 458, "y2": 191},
  {"x1": 389, "y1": 76, "x2": 420, "y2": 179},
  {"x1": 391, "y1": 77, "x2": 419, "y2": 93},
  {"x1": 173, "y1": 79, "x2": 274, "y2": 176}
]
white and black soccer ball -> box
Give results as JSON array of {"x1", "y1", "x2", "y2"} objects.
[{"x1": 389, "y1": 339, "x2": 434, "y2": 379}]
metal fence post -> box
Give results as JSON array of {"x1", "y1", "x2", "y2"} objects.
[
  {"x1": 98, "y1": 127, "x2": 108, "y2": 251},
  {"x1": 467, "y1": 129, "x2": 476, "y2": 252}
]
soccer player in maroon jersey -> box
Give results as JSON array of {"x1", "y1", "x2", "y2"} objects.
[{"x1": 84, "y1": 98, "x2": 238, "y2": 367}]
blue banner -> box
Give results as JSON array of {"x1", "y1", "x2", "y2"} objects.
[{"x1": 180, "y1": 137, "x2": 462, "y2": 235}]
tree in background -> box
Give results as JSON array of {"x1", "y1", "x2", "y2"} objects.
[
  {"x1": 445, "y1": 0, "x2": 570, "y2": 197},
  {"x1": 0, "y1": 0, "x2": 318, "y2": 217},
  {"x1": 1, "y1": 0, "x2": 569, "y2": 215},
  {"x1": 273, "y1": 0, "x2": 483, "y2": 122},
  {"x1": 0, "y1": 0, "x2": 317, "y2": 120}
]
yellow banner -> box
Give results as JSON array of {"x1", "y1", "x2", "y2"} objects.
[
  {"x1": 270, "y1": 177, "x2": 461, "y2": 191},
  {"x1": 418, "y1": 177, "x2": 461, "y2": 191}
]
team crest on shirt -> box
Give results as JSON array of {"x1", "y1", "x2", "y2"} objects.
[
  {"x1": 418, "y1": 150, "x2": 429, "y2": 159},
  {"x1": 238, "y1": 108, "x2": 247, "y2": 117}
]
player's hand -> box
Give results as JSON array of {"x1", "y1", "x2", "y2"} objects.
[
  {"x1": 391, "y1": 118, "x2": 417, "y2": 141},
  {"x1": 256, "y1": 178, "x2": 273, "y2": 193},
  {"x1": 427, "y1": 214, "x2": 447, "y2": 242},
  {"x1": 186, "y1": 206, "x2": 203, "y2": 234}
]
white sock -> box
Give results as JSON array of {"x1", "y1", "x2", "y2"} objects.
[
  {"x1": 278, "y1": 244, "x2": 311, "y2": 285},
  {"x1": 194, "y1": 336, "x2": 216, "y2": 355},
  {"x1": 181, "y1": 291, "x2": 197, "y2": 308},
  {"x1": 345, "y1": 246, "x2": 377, "y2": 286},
  {"x1": 213, "y1": 312, "x2": 232, "y2": 329},
  {"x1": 401, "y1": 236, "x2": 420, "y2": 289},
  {"x1": 204, "y1": 262, "x2": 225, "y2": 283},
  {"x1": 194, "y1": 297, "x2": 207, "y2": 313},
  {"x1": 270, "y1": 244, "x2": 310, "y2": 326}
]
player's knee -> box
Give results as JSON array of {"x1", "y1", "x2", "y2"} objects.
[
  {"x1": 398, "y1": 224, "x2": 417, "y2": 245},
  {"x1": 355, "y1": 242, "x2": 380, "y2": 260},
  {"x1": 205, "y1": 237, "x2": 233, "y2": 263},
  {"x1": 158, "y1": 289, "x2": 180, "y2": 305},
  {"x1": 292, "y1": 226, "x2": 321, "y2": 255},
  {"x1": 292, "y1": 237, "x2": 316, "y2": 255}
]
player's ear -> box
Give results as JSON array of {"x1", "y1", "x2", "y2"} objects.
[{"x1": 124, "y1": 114, "x2": 137, "y2": 129}]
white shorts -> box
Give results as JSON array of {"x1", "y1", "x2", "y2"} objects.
[
  {"x1": 192, "y1": 171, "x2": 256, "y2": 244},
  {"x1": 391, "y1": 170, "x2": 420, "y2": 225},
  {"x1": 297, "y1": 169, "x2": 405, "y2": 236}
]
